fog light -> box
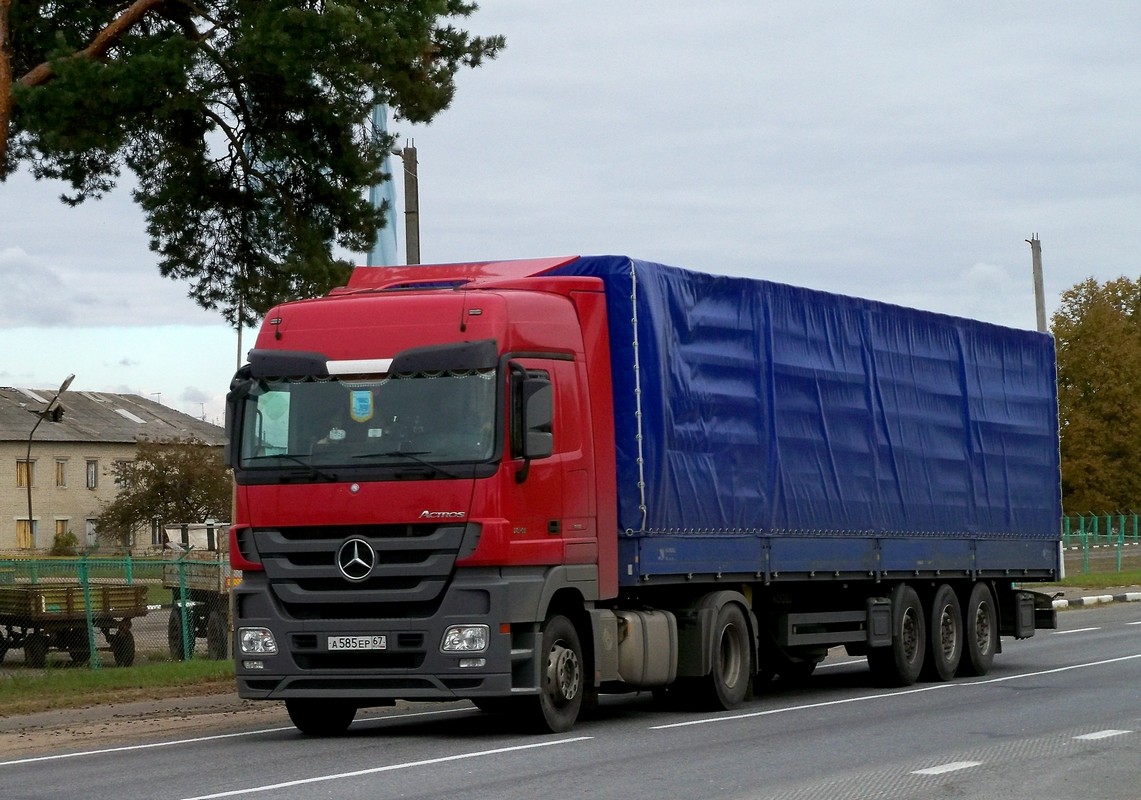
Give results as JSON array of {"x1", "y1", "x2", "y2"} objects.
[
  {"x1": 243, "y1": 660, "x2": 265, "y2": 670},
  {"x1": 459, "y1": 658, "x2": 487, "y2": 668},
  {"x1": 239, "y1": 627, "x2": 278, "y2": 655},
  {"x1": 441, "y1": 624, "x2": 489, "y2": 652}
]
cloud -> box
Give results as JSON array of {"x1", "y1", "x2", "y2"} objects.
[{"x1": 0, "y1": 247, "x2": 74, "y2": 326}]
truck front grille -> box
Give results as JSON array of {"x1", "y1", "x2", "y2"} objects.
[{"x1": 250, "y1": 523, "x2": 470, "y2": 620}]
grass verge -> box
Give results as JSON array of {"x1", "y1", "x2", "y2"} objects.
[
  {"x1": 1043, "y1": 568, "x2": 1141, "y2": 590},
  {"x1": 0, "y1": 659, "x2": 236, "y2": 717}
]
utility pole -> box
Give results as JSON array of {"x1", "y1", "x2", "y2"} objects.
[
  {"x1": 396, "y1": 143, "x2": 420, "y2": 264},
  {"x1": 1026, "y1": 234, "x2": 1046, "y2": 333}
]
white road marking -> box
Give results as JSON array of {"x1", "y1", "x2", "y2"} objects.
[
  {"x1": 912, "y1": 760, "x2": 981, "y2": 775},
  {"x1": 1074, "y1": 729, "x2": 1132, "y2": 740},
  {"x1": 651, "y1": 652, "x2": 1141, "y2": 730},
  {"x1": 178, "y1": 736, "x2": 593, "y2": 800},
  {"x1": 1051, "y1": 627, "x2": 1101, "y2": 635},
  {"x1": 0, "y1": 705, "x2": 475, "y2": 767}
]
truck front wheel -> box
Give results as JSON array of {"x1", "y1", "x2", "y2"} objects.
[
  {"x1": 286, "y1": 699, "x2": 356, "y2": 736},
  {"x1": 529, "y1": 614, "x2": 584, "y2": 733}
]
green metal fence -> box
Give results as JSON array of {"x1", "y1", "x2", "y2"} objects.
[
  {"x1": 0, "y1": 554, "x2": 236, "y2": 671},
  {"x1": 1062, "y1": 514, "x2": 1141, "y2": 574}
]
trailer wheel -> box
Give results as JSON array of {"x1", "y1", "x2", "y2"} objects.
[
  {"x1": 922, "y1": 584, "x2": 962, "y2": 681},
  {"x1": 958, "y1": 582, "x2": 997, "y2": 677},
  {"x1": 868, "y1": 583, "x2": 926, "y2": 686},
  {"x1": 206, "y1": 605, "x2": 228, "y2": 660},
  {"x1": 24, "y1": 633, "x2": 48, "y2": 668},
  {"x1": 703, "y1": 603, "x2": 752, "y2": 709},
  {"x1": 65, "y1": 630, "x2": 91, "y2": 664},
  {"x1": 111, "y1": 632, "x2": 136, "y2": 667},
  {"x1": 527, "y1": 614, "x2": 584, "y2": 733},
  {"x1": 168, "y1": 608, "x2": 188, "y2": 661},
  {"x1": 286, "y1": 699, "x2": 356, "y2": 736}
]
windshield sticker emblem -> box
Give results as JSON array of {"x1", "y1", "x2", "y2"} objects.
[
  {"x1": 336, "y1": 538, "x2": 376, "y2": 582},
  {"x1": 350, "y1": 390, "x2": 374, "y2": 422}
]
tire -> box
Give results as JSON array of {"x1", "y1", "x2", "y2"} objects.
[
  {"x1": 922, "y1": 584, "x2": 962, "y2": 682},
  {"x1": 958, "y1": 582, "x2": 997, "y2": 677},
  {"x1": 169, "y1": 607, "x2": 188, "y2": 661},
  {"x1": 702, "y1": 603, "x2": 752, "y2": 709},
  {"x1": 868, "y1": 584, "x2": 926, "y2": 686},
  {"x1": 206, "y1": 605, "x2": 228, "y2": 660},
  {"x1": 111, "y1": 631, "x2": 136, "y2": 667},
  {"x1": 527, "y1": 614, "x2": 584, "y2": 733},
  {"x1": 24, "y1": 633, "x2": 48, "y2": 668},
  {"x1": 66, "y1": 629, "x2": 91, "y2": 664},
  {"x1": 286, "y1": 699, "x2": 356, "y2": 736}
]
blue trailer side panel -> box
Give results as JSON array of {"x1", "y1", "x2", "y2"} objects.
[{"x1": 551, "y1": 256, "x2": 1061, "y2": 582}]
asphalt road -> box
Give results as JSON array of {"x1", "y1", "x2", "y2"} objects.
[{"x1": 2, "y1": 602, "x2": 1139, "y2": 800}]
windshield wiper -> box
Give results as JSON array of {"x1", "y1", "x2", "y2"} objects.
[
  {"x1": 245, "y1": 453, "x2": 338, "y2": 482},
  {"x1": 361, "y1": 450, "x2": 462, "y2": 479}
]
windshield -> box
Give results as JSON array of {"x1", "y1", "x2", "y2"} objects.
[{"x1": 236, "y1": 368, "x2": 497, "y2": 470}]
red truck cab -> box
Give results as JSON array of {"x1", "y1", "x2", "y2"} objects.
[{"x1": 226, "y1": 259, "x2": 617, "y2": 733}]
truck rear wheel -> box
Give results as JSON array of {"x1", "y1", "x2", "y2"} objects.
[
  {"x1": 286, "y1": 699, "x2": 356, "y2": 736},
  {"x1": 528, "y1": 614, "x2": 584, "y2": 733},
  {"x1": 958, "y1": 582, "x2": 997, "y2": 677},
  {"x1": 868, "y1": 583, "x2": 925, "y2": 686},
  {"x1": 922, "y1": 584, "x2": 962, "y2": 681},
  {"x1": 703, "y1": 603, "x2": 752, "y2": 709}
]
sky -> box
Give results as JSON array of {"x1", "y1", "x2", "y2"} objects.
[{"x1": 2, "y1": 2, "x2": 1140, "y2": 426}]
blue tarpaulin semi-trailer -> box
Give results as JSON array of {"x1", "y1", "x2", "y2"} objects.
[{"x1": 552, "y1": 256, "x2": 1062, "y2": 587}]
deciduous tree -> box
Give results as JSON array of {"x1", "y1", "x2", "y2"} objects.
[
  {"x1": 1052, "y1": 276, "x2": 1141, "y2": 513},
  {"x1": 1, "y1": 1, "x2": 503, "y2": 326},
  {"x1": 96, "y1": 439, "x2": 231, "y2": 545}
]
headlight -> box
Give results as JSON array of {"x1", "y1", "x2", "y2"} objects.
[
  {"x1": 239, "y1": 627, "x2": 278, "y2": 655},
  {"x1": 441, "y1": 624, "x2": 489, "y2": 653}
]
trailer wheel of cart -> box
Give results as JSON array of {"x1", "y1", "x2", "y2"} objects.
[
  {"x1": 703, "y1": 603, "x2": 752, "y2": 709},
  {"x1": 922, "y1": 584, "x2": 962, "y2": 681},
  {"x1": 110, "y1": 631, "x2": 136, "y2": 667},
  {"x1": 206, "y1": 604, "x2": 228, "y2": 660},
  {"x1": 958, "y1": 582, "x2": 997, "y2": 677},
  {"x1": 168, "y1": 607, "x2": 188, "y2": 661},
  {"x1": 868, "y1": 583, "x2": 926, "y2": 686},
  {"x1": 286, "y1": 699, "x2": 356, "y2": 736},
  {"x1": 64, "y1": 629, "x2": 91, "y2": 664},
  {"x1": 528, "y1": 614, "x2": 584, "y2": 733},
  {"x1": 24, "y1": 633, "x2": 48, "y2": 668}
]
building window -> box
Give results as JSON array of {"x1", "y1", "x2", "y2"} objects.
[
  {"x1": 16, "y1": 459, "x2": 33, "y2": 489},
  {"x1": 113, "y1": 460, "x2": 133, "y2": 488},
  {"x1": 85, "y1": 519, "x2": 98, "y2": 548},
  {"x1": 16, "y1": 519, "x2": 35, "y2": 549},
  {"x1": 55, "y1": 519, "x2": 70, "y2": 542},
  {"x1": 86, "y1": 459, "x2": 99, "y2": 490},
  {"x1": 55, "y1": 458, "x2": 68, "y2": 488}
]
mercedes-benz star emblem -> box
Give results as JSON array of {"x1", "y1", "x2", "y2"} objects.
[{"x1": 336, "y1": 538, "x2": 376, "y2": 582}]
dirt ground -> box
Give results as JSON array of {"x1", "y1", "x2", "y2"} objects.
[{"x1": 0, "y1": 686, "x2": 291, "y2": 760}]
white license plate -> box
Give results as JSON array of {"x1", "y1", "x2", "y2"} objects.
[{"x1": 327, "y1": 635, "x2": 387, "y2": 651}]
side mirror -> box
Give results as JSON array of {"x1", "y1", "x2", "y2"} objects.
[{"x1": 510, "y1": 364, "x2": 553, "y2": 483}]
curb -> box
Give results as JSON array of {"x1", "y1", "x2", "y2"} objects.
[{"x1": 1053, "y1": 592, "x2": 1141, "y2": 609}]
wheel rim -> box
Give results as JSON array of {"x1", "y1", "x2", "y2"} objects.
[
  {"x1": 938, "y1": 604, "x2": 959, "y2": 661},
  {"x1": 973, "y1": 601, "x2": 993, "y2": 655},
  {"x1": 547, "y1": 640, "x2": 580, "y2": 704},
  {"x1": 719, "y1": 622, "x2": 744, "y2": 686},
  {"x1": 901, "y1": 608, "x2": 919, "y2": 662}
]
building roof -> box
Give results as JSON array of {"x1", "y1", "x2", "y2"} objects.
[{"x1": 0, "y1": 388, "x2": 226, "y2": 446}]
